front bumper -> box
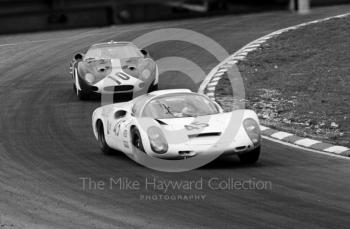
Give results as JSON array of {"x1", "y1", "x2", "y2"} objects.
[
  {"x1": 78, "y1": 75, "x2": 153, "y2": 101},
  {"x1": 149, "y1": 138, "x2": 260, "y2": 160}
]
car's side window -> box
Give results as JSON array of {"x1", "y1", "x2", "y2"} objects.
[{"x1": 132, "y1": 95, "x2": 152, "y2": 117}]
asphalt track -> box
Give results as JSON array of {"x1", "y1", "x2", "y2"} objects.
[{"x1": 1, "y1": 6, "x2": 350, "y2": 229}]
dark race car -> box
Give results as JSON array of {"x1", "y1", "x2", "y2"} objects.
[{"x1": 69, "y1": 41, "x2": 159, "y2": 100}]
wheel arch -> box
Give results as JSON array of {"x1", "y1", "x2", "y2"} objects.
[
  {"x1": 130, "y1": 125, "x2": 137, "y2": 140},
  {"x1": 129, "y1": 123, "x2": 154, "y2": 154},
  {"x1": 93, "y1": 118, "x2": 104, "y2": 140}
]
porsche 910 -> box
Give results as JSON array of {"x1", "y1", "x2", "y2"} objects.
[{"x1": 92, "y1": 89, "x2": 261, "y2": 164}]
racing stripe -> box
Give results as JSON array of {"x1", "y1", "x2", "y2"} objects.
[
  {"x1": 108, "y1": 59, "x2": 123, "y2": 83},
  {"x1": 111, "y1": 59, "x2": 122, "y2": 70}
]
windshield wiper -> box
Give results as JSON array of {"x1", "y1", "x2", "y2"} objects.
[{"x1": 161, "y1": 103, "x2": 175, "y2": 117}]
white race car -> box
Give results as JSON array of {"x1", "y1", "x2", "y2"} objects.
[
  {"x1": 92, "y1": 89, "x2": 261, "y2": 164},
  {"x1": 70, "y1": 41, "x2": 158, "y2": 101}
]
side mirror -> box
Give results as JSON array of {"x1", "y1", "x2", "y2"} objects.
[
  {"x1": 74, "y1": 53, "x2": 84, "y2": 61},
  {"x1": 140, "y1": 49, "x2": 149, "y2": 57},
  {"x1": 114, "y1": 110, "x2": 127, "y2": 119}
]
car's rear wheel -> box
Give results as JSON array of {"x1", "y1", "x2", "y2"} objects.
[
  {"x1": 96, "y1": 120, "x2": 113, "y2": 155},
  {"x1": 238, "y1": 146, "x2": 260, "y2": 164},
  {"x1": 131, "y1": 127, "x2": 145, "y2": 153}
]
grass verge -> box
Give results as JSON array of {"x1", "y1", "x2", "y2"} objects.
[{"x1": 216, "y1": 16, "x2": 350, "y2": 147}]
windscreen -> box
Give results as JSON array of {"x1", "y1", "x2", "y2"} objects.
[
  {"x1": 142, "y1": 94, "x2": 219, "y2": 119},
  {"x1": 85, "y1": 44, "x2": 142, "y2": 60}
]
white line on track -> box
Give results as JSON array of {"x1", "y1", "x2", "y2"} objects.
[
  {"x1": 0, "y1": 38, "x2": 66, "y2": 47},
  {"x1": 0, "y1": 26, "x2": 139, "y2": 47}
]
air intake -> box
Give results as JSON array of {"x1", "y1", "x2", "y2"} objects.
[
  {"x1": 188, "y1": 132, "x2": 221, "y2": 138},
  {"x1": 104, "y1": 85, "x2": 134, "y2": 92}
]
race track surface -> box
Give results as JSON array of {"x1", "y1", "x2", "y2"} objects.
[{"x1": 1, "y1": 6, "x2": 350, "y2": 229}]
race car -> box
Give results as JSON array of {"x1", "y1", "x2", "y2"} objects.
[
  {"x1": 69, "y1": 41, "x2": 158, "y2": 100},
  {"x1": 92, "y1": 89, "x2": 261, "y2": 164}
]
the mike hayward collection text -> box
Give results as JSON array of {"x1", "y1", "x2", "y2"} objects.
[{"x1": 79, "y1": 176, "x2": 272, "y2": 192}]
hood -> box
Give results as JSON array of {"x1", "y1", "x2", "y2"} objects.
[
  {"x1": 121, "y1": 57, "x2": 156, "y2": 80},
  {"x1": 157, "y1": 112, "x2": 247, "y2": 145},
  {"x1": 158, "y1": 114, "x2": 228, "y2": 132},
  {"x1": 82, "y1": 57, "x2": 155, "y2": 81}
]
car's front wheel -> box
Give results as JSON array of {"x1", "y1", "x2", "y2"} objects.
[
  {"x1": 73, "y1": 72, "x2": 90, "y2": 100},
  {"x1": 77, "y1": 90, "x2": 90, "y2": 100},
  {"x1": 238, "y1": 146, "x2": 260, "y2": 164},
  {"x1": 96, "y1": 120, "x2": 113, "y2": 155},
  {"x1": 131, "y1": 127, "x2": 145, "y2": 153},
  {"x1": 147, "y1": 82, "x2": 158, "y2": 93}
]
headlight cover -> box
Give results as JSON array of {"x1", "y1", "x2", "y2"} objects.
[
  {"x1": 141, "y1": 69, "x2": 151, "y2": 81},
  {"x1": 243, "y1": 118, "x2": 261, "y2": 146},
  {"x1": 85, "y1": 73, "x2": 96, "y2": 84},
  {"x1": 139, "y1": 60, "x2": 155, "y2": 82},
  {"x1": 147, "y1": 126, "x2": 168, "y2": 154}
]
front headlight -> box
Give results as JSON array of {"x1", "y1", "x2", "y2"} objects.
[
  {"x1": 243, "y1": 118, "x2": 261, "y2": 146},
  {"x1": 140, "y1": 69, "x2": 152, "y2": 81},
  {"x1": 85, "y1": 73, "x2": 96, "y2": 84},
  {"x1": 147, "y1": 126, "x2": 168, "y2": 154}
]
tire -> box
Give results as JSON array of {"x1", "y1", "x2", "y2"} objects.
[
  {"x1": 73, "y1": 71, "x2": 90, "y2": 100},
  {"x1": 238, "y1": 146, "x2": 260, "y2": 164},
  {"x1": 147, "y1": 82, "x2": 158, "y2": 93},
  {"x1": 96, "y1": 121, "x2": 113, "y2": 155},
  {"x1": 76, "y1": 87, "x2": 90, "y2": 100},
  {"x1": 131, "y1": 127, "x2": 145, "y2": 153}
]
